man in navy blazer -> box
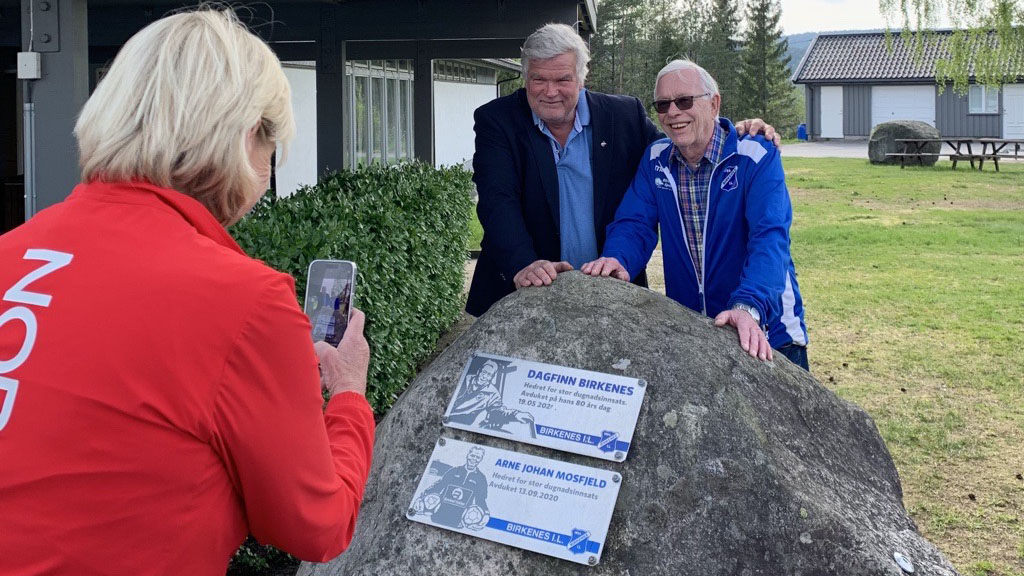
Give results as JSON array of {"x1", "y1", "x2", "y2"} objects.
[{"x1": 467, "y1": 24, "x2": 773, "y2": 316}]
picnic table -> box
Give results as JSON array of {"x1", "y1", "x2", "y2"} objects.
[
  {"x1": 888, "y1": 137, "x2": 1023, "y2": 171},
  {"x1": 979, "y1": 138, "x2": 1024, "y2": 171}
]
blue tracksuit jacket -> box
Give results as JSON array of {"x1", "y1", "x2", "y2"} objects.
[{"x1": 602, "y1": 118, "x2": 808, "y2": 348}]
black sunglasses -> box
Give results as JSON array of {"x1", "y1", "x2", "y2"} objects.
[{"x1": 652, "y1": 93, "x2": 711, "y2": 114}]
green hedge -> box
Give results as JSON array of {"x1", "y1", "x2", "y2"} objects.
[{"x1": 231, "y1": 162, "x2": 473, "y2": 412}]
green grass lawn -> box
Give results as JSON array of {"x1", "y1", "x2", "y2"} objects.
[
  {"x1": 468, "y1": 207, "x2": 483, "y2": 251},
  {"x1": 785, "y1": 158, "x2": 1024, "y2": 576},
  {"x1": 464, "y1": 158, "x2": 1023, "y2": 574}
]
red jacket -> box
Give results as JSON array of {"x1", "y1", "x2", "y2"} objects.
[{"x1": 0, "y1": 181, "x2": 375, "y2": 575}]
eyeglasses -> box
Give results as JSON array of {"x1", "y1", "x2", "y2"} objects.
[{"x1": 652, "y1": 93, "x2": 711, "y2": 114}]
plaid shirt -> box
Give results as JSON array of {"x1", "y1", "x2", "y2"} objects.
[{"x1": 671, "y1": 123, "x2": 726, "y2": 281}]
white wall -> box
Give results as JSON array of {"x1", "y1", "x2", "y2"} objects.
[
  {"x1": 276, "y1": 65, "x2": 318, "y2": 197},
  {"x1": 433, "y1": 81, "x2": 498, "y2": 168}
]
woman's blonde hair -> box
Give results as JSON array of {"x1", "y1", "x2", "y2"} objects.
[{"x1": 74, "y1": 8, "x2": 294, "y2": 225}]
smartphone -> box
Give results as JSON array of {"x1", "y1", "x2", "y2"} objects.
[{"x1": 304, "y1": 259, "x2": 357, "y2": 347}]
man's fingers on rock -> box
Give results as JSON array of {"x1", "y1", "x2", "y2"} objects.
[
  {"x1": 757, "y1": 333, "x2": 769, "y2": 360},
  {"x1": 554, "y1": 261, "x2": 573, "y2": 272}
]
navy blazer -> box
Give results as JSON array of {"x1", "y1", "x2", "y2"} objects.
[{"x1": 466, "y1": 89, "x2": 661, "y2": 316}]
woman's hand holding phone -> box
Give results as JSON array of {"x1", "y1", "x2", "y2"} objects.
[{"x1": 314, "y1": 308, "x2": 370, "y2": 399}]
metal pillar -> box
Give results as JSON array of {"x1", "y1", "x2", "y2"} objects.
[
  {"x1": 316, "y1": 5, "x2": 346, "y2": 176},
  {"x1": 20, "y1": 0, "x2": 88, "y2": 217},
  {"x1": 413, "y1": 47, "x2": 433, "y2": 165}
]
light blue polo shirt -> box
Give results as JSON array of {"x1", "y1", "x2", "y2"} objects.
[{"x1": 532, "y1": 89, "x2": 597, "y2": 269}]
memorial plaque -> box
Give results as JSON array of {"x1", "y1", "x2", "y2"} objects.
[
  {"x1": 407, "y1": 437, "x2": 621, "y2": 565},
  {"x1": 442, "y1": 352, "x2": 646, "y2": 461}
]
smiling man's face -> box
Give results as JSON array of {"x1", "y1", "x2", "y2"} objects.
[
  {"x1": 525, "y1": 52, "x2": 583, "y2": 131},
  {"x1": 655, "y1": 68, "x2": 721, "y2": 163}
]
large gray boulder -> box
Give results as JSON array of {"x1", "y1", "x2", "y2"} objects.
[
  {"x1": 301, "y1": 272, "x2": 957, "y2": 576},
  {"x1": 869, "y1": 120, "x2": 942, "y2": 165}
]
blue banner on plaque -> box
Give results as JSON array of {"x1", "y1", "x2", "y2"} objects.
[
  {"x1": 407, "y1": 438, "x2": 620, "y2": 565},
  {"x1": 442, "y1": 352, "x2": 646, "y2": 461}
]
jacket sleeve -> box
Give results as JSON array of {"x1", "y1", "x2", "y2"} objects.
[
  {"x1": 472, "y1": 105, "x2": 540, "y2": 280},
  {"x1": 601, "y1": 147, "x2": 661, "y2": 279},
  {"x1": 726, "y1": 140, "x2": 792, "y2": 325},
  {"x1": 209, "y1": 273, "x2": 375, "y2": 562}
]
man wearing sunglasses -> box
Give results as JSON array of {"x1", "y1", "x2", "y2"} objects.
[
  {"x1": 582, "y1": 59, "x2": 809, "y2": 370},
  {"x1": 466, "y1": 24, "x2": 778, "y2": 318}
]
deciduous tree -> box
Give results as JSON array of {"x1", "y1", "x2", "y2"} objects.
[{"x1": 880, "y1": 0, "x2": 1023, "y2": 92}]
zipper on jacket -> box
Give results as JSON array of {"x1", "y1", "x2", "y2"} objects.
[
  {"x1": 662, "y1": 150, "x2": 736, "y2": 316},
  {"x1": 701, "y1": 151, "x2": 735, "y2": 315},
  {"x1": 658, "y1": 164, "x2": 703, "y2": 309}
]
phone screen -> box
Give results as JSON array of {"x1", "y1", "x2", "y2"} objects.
[{"x1": 304, "y1": 260, "x2": 357, "y2": 347}]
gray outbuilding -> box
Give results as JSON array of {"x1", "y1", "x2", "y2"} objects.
[{"x1": 792, "y1": 30, "x2": 1024, "y2": 141}]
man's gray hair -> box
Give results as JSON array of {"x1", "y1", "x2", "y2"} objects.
[
  {"x1": 522, "y1": 23, "x2": 590, "y2": 83},
  {"x1": 655, "y1": 59, "x2": 719, "y2": 97}
]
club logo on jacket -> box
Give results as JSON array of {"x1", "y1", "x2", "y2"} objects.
[
  {"x1": 720, "y1": 165, "x2": 739, "y2": 192},
  {"x1": 653, "y1": 163, "x2": 673, "y2": 191}
]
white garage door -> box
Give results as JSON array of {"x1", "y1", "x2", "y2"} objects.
[{"x1": 871, "y1": 85, "x2": 935, "y2": 128}]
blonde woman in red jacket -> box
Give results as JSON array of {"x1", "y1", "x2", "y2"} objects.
[{"x1": 0, "y1": 9, "x2": 374, "y2": 575}]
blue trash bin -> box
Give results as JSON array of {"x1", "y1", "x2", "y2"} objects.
[{"x1": 797, "y1": 123, "x2": 808, "y2": 141}]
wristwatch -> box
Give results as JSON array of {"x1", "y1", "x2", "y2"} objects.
[{"x1": 732, "y1": 303, "x2": 761, "y2": 324}]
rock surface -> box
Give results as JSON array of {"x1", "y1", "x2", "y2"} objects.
[
  {"x1": 869, "y1": 120, "x2": 942, "y2": 164},
  {"x1": 300, "y1": 272, "x2": 958, "y2": 576}
]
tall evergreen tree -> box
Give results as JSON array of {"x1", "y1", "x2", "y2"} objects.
[
  {"x1": 589, "y1": 0, "x2": 678, "y2": 103},
  {"x1": 701, "y1": 0, "x2": 743, "y2": 120},
  {"x1": 736, "y1": 0, "x2": 799, "y2": 134},
  {"x1": 671, "y1": 1, "x2": 712, "y2": 66}
]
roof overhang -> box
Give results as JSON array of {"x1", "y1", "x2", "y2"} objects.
[{"x1": 579, "y1": 0, "x2": 597, "y2": 33}]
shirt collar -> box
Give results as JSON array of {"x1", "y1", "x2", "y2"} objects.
[
  {"x1": 67, "y1": 180, "x2": 245, "y2": 255},
  {"x1": 532, "y1": 88, "x2": 590, "y2": 135},
  {"x1": 671, "y1": 121, "x2": 725, "y2": 169}
]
